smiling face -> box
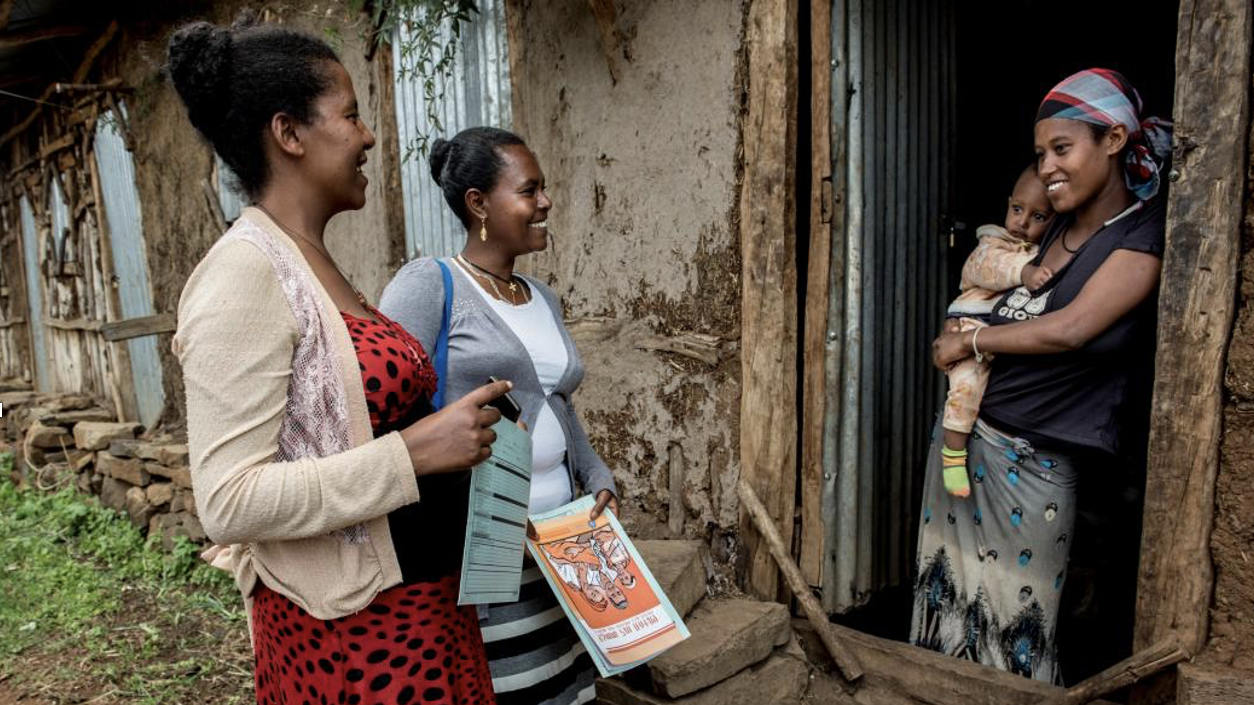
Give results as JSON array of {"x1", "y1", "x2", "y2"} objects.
[
  {"x1": 476, "y1": 145, "x2": 552, "y2": 254},
  {"x1": 1034, "y1": 118, "x2": 1126, "y2": 214},
  {"x1": 298, "y1": 61, "x2": 375, "y2": 212},
  {"x1": 1004, "y1": 169, "x2": 1054, "y2": 243}
]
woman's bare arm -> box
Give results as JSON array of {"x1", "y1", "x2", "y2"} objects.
[{"x1": 933, "y1": 249, "x2": 1161, "y2": 369}]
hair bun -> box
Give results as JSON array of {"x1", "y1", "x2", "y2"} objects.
[
  {"x1": 166, "y1": 21, "x2": 232, "y2": 137},
  {"x1": 429, "y1": 138, "x2": 453, "y2": 186}
]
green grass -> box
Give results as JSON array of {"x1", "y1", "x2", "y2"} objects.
[{"x1": 0, "y1": 452, "x2": 253, "y2": 703}]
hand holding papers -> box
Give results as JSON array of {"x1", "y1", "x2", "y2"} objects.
[
  {"x1": 458, "y1": 418, "x2": 532, "y2": 605},
  {"x1": 527, "y1": 495, "x2": 690, "y2": 677}
]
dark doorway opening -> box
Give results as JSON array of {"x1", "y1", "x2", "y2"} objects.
[
  {"x1": 829, "y1": 0, "x2": 1179, "y2": 689},
  {"x1": 950, "y1": 0, "x2": 1177, "y2": 688}
]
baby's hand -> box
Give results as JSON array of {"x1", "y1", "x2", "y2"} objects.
[{"x1": 1021, "y1": 264, "x2": 1054, "y2": 290}]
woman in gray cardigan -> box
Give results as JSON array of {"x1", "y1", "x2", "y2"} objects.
[{"x1": 380, "y1": 127, "x2": 617, "y2": 705}]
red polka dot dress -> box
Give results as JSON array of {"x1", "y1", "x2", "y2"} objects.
[{"x1": 250, "y1": 305, "x2": 497, "y2": 705}]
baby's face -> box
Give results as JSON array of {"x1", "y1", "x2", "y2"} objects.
[{"x1": 1004, "y1": 175, "x2": 1055, "y2": 243}]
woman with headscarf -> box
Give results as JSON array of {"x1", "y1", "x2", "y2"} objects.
[{"x1": 911, "y1": 68, "x2": 1172, "y2": 683}]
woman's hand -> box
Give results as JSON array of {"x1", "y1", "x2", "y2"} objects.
[
  {"x1": 401, "y1": 380, "x2": 512, "y2": 476},
  {"x1": 932, "y1": 331, "x2": 971, "y2": 371},
  {"x1": 589, "y1": 490, "x2": 619, "y2": 521}
]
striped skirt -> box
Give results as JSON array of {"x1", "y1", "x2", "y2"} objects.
[{"x1": 483, "y1": 565, "x2": 597, "y2": 705}]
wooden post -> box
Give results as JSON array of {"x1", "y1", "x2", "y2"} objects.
[
  {"x1": 370, "y1": 38, "x2": 407, "y2": 273},
  {"x1": 1135, "y1": 0, "x2": 1253, "y2": 661},
  {"x1": 738, "y1": 0, "x2": 800, "y2": 603},
  {"x1": 799, "y1": 0, "x2": 834, "y2": 587},
  {"x1": 738, "y1": 479, "x2": 864, "y2": 683}
]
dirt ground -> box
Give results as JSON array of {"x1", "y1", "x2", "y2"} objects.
[{"x1": 0, "y1": 582, "x2": 251, "y2": 705}]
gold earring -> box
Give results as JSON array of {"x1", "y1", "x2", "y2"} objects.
[{"x1": 479, "y1": 216, "x2": 488, "y2": 242}]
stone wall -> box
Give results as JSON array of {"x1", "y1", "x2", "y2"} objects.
[{"x1": 1, "y1": 389, "x2": 203, "y2": 551}]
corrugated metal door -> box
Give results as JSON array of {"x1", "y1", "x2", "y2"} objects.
[
  {"x1": 94, "y1": 107, "x2": 165, "y2": 428},
  {"x1": 392, "y1": 0, "x2": 512, "y2": 260},
  {"x1": 19, "y1": 195, "x2": 49, "y2": 391},
  {"x1": 822, "y1": 0, "x2": 957, "y2": 613}
]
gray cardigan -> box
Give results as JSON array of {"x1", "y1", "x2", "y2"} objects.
[{"x1": 379, "y1": 257, "x2": 617, "y2": 502}]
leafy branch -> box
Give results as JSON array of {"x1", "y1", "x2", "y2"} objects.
[{"x1": 342, "y1": 0, "x2": 479, "y2": 159}]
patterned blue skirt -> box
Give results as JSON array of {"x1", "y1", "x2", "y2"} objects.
[{"x1": 911, "y1": 418, "x2": 1079, "y2": 683}]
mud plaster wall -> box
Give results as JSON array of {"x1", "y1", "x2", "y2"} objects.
[
  {"x1": 511, "y1": 0, "x2": 747, "y2": 542},
  {"x1": 115, "y1": 1, "x2": 405, "y2": 429},
  {"x1": 1206, "y1": 79, "x2": 1254, "y2": 672}
]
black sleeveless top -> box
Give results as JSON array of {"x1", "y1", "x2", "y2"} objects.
[{"x1": 980, "y1": 197, "x2": 1166, "y2": 455}]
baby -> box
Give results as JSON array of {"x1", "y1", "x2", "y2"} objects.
[{"x1": 941, "y1": 165, "x2": 1055, "y2": 497}]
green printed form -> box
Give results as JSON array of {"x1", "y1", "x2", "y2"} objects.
[{"x1": 457, "y1": 418, "x2": 533, "y2": 605}]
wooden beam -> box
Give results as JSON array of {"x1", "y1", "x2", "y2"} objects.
[
  {"x1": 38, "y1": 133, "x2": 74, "y2": 159},
  {"x1": 800, "y1": 0, "x2": 833, "y2": 586},
  {"x1": 791, "y1": 617, "x2": 1118, "y2": 705},
  {"x1": 634, "y1": 332, "x2": 723, "y2": 365},
  {"x1": 44, "y1": 317, "x2": 101, "y2": 332},
  {"x1": 738, "y1": 0, "x2": 800, "y2": 603},
  {"x1": 502, "y1": 0, "x2": 528, "y2": 139},
  {"x1": 738, "y1": 479, "x2": 864, "y2": 682},
  {"x1": 0, "y1": 25, "x2": 91, "y2": 50},
  {"x1": 1135, "y1": 0, "x2": 1253, "y2": 658},
  {"x1": 586, "y1": 0, "x2": 620, "y2": 84},
  {"x1": 99, "y1": 313, "x2": 175, "y2": 342},
  {"x1": 370, "y1": 38, "x2": 408, "y2": 275},
  {"x1": 1035, "y1": 640, "x2": 1188, "y2": 705},
  {"x1": 51, "y1": 79, "x2": 125, "y2": 94},
  {"x1": 0, "y1": 20, "x2": 118, "y2": 149}
]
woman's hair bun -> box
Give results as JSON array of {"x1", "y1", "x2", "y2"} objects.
[
  {"x1": 166, "y1": 21, "x2": 233, "y2": 137},
  {"x1": 429, "y1": 138, "x2": 453, "y2": 186}
]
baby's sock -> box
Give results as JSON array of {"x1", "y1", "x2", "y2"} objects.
[{"x1": 941, "y1": 446, "x2": 971, "y2": 498}]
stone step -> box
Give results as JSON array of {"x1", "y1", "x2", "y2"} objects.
[
  {"x1": 73, "y1": 421, "x2": 140, "y2": 451},
  {"x1": 635, "y1": 539, "x2": 707, "y2": 619},
  {"x1": 597, "y1": 649, "x2": 809, "y2": 705},
  {"x1": 37, "y1": 407, "x2": 114, "y2": 427},
  {"x1": 642, "y1": 597, "x2": 792, "y2": 698}
]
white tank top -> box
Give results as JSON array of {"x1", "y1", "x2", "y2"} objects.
[{"x1": 463, "y1": 269, "x2": 573, "y2": 514}]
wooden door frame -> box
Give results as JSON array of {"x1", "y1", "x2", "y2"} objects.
[
  {"x1": 1133, "y1": 0, "x2": 1252, "y2": 657},
  {"x1": 793, "y1": 0, "x2": 1251, "y2": 700}
]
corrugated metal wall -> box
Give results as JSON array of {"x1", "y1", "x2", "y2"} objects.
[
  {"x1": 392, "y1": 0, "x2": 512, "y2": 260},
  {"x1": 823, "y1": 0, "x2": 957, "y2": 613},
  {"x1": 215, "y1": 156, "x2": 244, "y2": 224},
  {"x1": 94, "y1": 108, "x2": 165, "y2": 428},
  {"x1": 19, "y1": 195, "x2": 49, "y2": 391}
]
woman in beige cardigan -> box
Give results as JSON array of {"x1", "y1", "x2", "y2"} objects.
[{"x1": 168, "y1": 16, "x2": 508, "y2": 704}]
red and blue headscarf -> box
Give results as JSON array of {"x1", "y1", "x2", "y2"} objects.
[{"x1": 1036, "y1": 68, "x2": 1173, "y2": 201}]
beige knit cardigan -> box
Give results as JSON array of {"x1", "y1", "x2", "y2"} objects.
[{"x1": 174, "y1": 207, "x2": 419, "y2": 620}]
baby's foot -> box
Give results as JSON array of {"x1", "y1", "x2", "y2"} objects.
[{"x1": 941, "y1": 446, "x2": 971, "y2": 498}]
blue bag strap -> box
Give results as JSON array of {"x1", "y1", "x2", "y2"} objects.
[{"x1": 432, "y1": 259, "x2": 454, "y2": 410}]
